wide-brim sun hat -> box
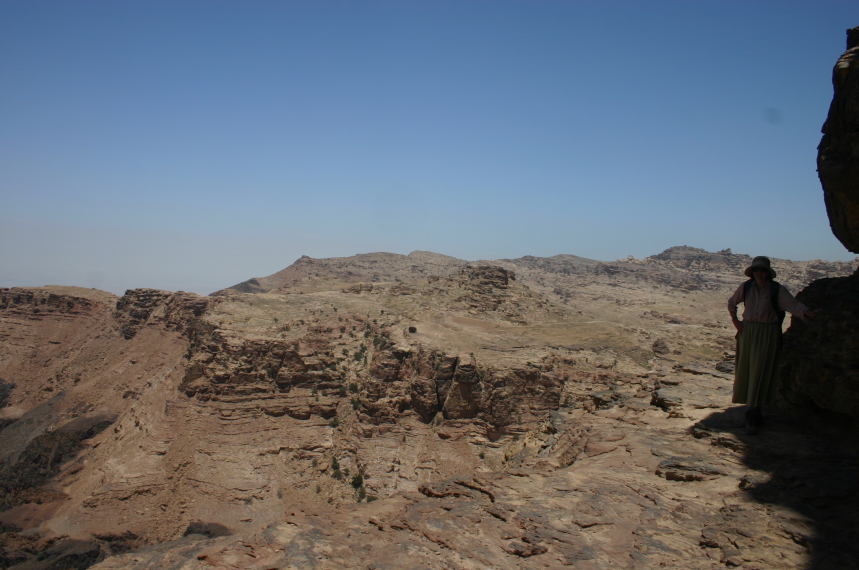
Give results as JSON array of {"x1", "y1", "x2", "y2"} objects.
[{"x1": 744, "y1": 256, "x2": 777, "y2": 279}]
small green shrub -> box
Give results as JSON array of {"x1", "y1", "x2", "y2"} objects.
[
  {"x1": 328, "y1": 417, "x2": 339, "y2": 428},
  {"x1": 351, "y1": 474, "x2": 363, "y2": 488}
]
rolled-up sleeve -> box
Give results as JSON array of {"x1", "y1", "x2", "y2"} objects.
[
  {"x1": 727, "y1": 284, "x2": 743, "y2": 318},
  {"x1": 777, "y1": 285, "x2": 809, "y2": 318}
]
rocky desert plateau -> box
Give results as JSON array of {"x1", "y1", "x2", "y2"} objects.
[
  {"x1": 2, "y1": 24, "x2": 859, "y2": 570},
  {"x1": 1, "y1": 245, "x2": 858, "y2": 570}
]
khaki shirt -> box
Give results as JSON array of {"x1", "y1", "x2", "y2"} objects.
[{"x1": 727, "y1": 281, "x2": 809, "y2": 323}]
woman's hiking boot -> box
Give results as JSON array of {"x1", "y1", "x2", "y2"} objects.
[
  {"x1": 753, "y1": 407, "x2": 765, "y2": 428},
  {"x1": 744, "y1": 408, "x2": 759, "y2": 435}
]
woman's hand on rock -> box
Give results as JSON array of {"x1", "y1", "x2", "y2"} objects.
[{"x1": 802, "y1": 308, "x2": 822, "y2": 322}]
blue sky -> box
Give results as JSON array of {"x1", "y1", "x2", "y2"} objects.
[{"x1": 2, "y1": 1, "x2": 857, "y2": 294}]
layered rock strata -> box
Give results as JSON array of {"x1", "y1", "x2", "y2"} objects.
[
  {"x1": 92, "y1": 364, "x2": 859, "y2": 570},
  {"x1": 1, "y1": 245, "x2": 856, "y2": 569}
]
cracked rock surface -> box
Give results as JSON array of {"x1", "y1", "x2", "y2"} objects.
[{"x1": 0, "y1": 246, "x2": 856, "y2": 569}]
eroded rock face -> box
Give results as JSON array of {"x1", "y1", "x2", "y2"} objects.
[
  {"x1": 779, "y1": 271, "x2": 859, "y2": 419},
  {"x1": 115, "y1": 288, "x2": 211, "y2": 339},
  {"x1": 778, "y1": 26, "x2": 859, "y2": 422},
  {"x1": 2, "y1": 249, "x2": 857, "y2": 568},
  {"x1": 0, "y1": 283, "x2": 605, "y2": 566},
  {"x1": 818, "y1": 26, "x2": 859, "y2": 254},
  {"x1": 91, "y1": 368, "x2": 859, "y2": 570}
]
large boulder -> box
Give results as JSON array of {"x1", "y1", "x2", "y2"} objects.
[
  {"x1": 780, "y1": 27, "x2": 859, "y2": 421},
  {"x1": 779, "y1": 271, "x2": 859, "y2": 419},
  {"x1": 818, "y1": 26, "x2": 859, "y2": 253}
]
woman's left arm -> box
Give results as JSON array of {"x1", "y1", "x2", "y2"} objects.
[{"x1": 777, "y1": 285, "x2": 821, "y2": 322}]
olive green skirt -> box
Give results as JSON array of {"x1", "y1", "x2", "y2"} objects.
[{"x1": 733, "y1": 321, "x2": 782, "y2": 406}]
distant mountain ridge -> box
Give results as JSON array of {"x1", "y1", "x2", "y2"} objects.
[{"x1": 216, "y1": 246, "x2": 857, "y2": 296}]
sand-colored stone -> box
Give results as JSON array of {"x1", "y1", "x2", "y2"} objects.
[{"x1": 1, "y1": 248, "x2": 856, "y2": 569}]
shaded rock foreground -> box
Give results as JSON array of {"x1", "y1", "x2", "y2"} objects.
[{"x1": 779, "y1": 26, "x2": 859, "y2": 426}]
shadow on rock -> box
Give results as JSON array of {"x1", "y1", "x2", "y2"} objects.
[{"x1": 693, "y1": 406, "x2": 859, "y2": 569}]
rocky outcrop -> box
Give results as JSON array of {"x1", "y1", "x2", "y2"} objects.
[
  {"x1": 607, "y1": 246, "x2": 855, "y2": 294},
  {"x1": 179, "y1": 318, "x2": 562, "y2": 429},
  {"x1": 0, "y1": 287, "x2": 193, "y2": 568},
  {"x1": 115, "y1": 288, "x2": 211, "y2": 339},
  {"x1": 778, "y1": 26, "x2": 859, "y2": 422},
  {"x1": 90, "y1": 365, "x2": 859, "y2": 570},
  {"x1": 779, "y1": 270, "x2": 859, "y2": 419},
  {"x1": 220, "y1": 247, "x2": 857, "y2": 301},
  {"x1": 3, "y1": 244, "x2": 857, "y2": 569},
  {"x1": 0, "y1": 283, "x2": 603, "y2": 567},
  {"x1": 818, "y1": 26, "x2": 859, "y2": 253},
  {"x1": 218, "y1": 251, "x2": 469, "y2": 294}
]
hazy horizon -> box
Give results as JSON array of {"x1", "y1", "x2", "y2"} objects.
[{"x1": 2, "y1": 1, "x2": 857, "y2": 295}]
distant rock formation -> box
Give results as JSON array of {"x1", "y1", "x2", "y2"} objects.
[
  {"x1": 780, "y1": 27, "x2": 859, "y2": 422},
  {"x1": 218, "y1": 246, "x2": 856, "y2": 300},
  {"x1": 818, "y1": 26, "x2": 859, "y2": 253},
  {"x1": 216, "y1": 251, "x2": 468, "y2": 295}
]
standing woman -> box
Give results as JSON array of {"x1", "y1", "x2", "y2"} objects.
[{"x1": 727, "y1": 256, "x2": 821, "y2": 434}]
